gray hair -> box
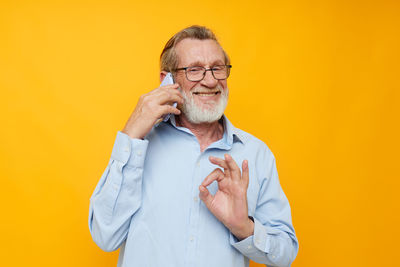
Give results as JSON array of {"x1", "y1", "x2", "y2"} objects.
[{"x1": 160, "y1": 25, "x2": 230, "y2": 72}]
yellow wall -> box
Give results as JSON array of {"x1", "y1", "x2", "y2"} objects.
[{"x1": 1, "y1": 1, "x2": 399, "y2": 266}]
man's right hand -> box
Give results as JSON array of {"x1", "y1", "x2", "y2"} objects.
[{"x1": 122, "y1": 83, "x2": 183, "y2": 139}]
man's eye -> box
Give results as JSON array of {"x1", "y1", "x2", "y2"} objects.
[
  {"x1": 212, "y1": 66, "x2": 224, "y2": 71},
  {"x1": 188, "y1": 67, "x2": 203, "y2": 73}
]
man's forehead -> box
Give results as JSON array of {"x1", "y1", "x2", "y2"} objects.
[{"x1": 175, "y1": 38, "x2": 225, "y2": 66}]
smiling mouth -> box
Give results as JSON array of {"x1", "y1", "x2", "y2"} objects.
[{"x1": 193, "y1": 91, "x2": 221, "y2": 96}]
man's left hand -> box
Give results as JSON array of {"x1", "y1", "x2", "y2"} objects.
[{"x1": 199, "y1": 154, "x2": 254, "y2": 240}]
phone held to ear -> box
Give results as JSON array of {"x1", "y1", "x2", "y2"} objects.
[{"x1": 160, "y1": 72, "x2": 177, "y2": 122}]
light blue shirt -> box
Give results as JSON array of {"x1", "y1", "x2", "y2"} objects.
[{"x1": 89, "y1": 115, "x2": 298, "y2": 267}]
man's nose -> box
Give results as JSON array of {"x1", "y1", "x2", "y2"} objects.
[{"x1": 200, "y1": 70, "x2": 218, "y2": 88}]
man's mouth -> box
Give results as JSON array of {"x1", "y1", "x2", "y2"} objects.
[{"x1": 192, "y1": 91, "x2": 221, "y2": 96}]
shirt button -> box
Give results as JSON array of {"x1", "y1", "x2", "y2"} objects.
[
  {"x1": 255, "y1": 238, "x2": 260, "y2": 245},
  {"x1": 113, "y1": 185, "x2": 118, "y2": 191},
  {"x1": 137, "y1": 150, "x2": 142, "y2": 156},
  {"x1": 247, "y1": 245, "x2": 252, "y2": 249},
  {"x1": 196, "y1": 161, "x2": 200, "y2": 167},
  {"x1": 190, "y1": 236, "x2": 194, "y2": 242},
  {"x1": 271, "y1": 255, "x2": 276, "y2": 259},
  {"x1": 193, "y1": 196, "x2": 199, "y2": 202},
  {"x1": 124, "y1": 146, "x2": 129, "y2": 152}
]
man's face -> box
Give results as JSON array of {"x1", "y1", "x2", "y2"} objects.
[{"x1": 173, "y1": 38, "x2": 229, "y2": 124}]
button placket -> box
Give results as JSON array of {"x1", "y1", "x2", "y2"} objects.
[{"x1": 185, "y1": 155, "x2": 202, "y2": 267}]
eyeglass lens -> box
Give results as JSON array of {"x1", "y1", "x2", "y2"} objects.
[{"x1": 186, "y1": 65, "x2": 230, "y2": 81}]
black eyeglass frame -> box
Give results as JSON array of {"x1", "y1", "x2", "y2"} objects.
[{"x1": 174, "y1": 64, "x2": 232, "y2": 82}]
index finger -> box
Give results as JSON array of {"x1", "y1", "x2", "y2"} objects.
[{"x1": 201, "y1": 168, "x2": 224, "y2": 187}]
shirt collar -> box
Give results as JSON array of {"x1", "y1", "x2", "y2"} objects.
[
  {"x1": 167, "y1": 114, "x2": 245, "y2": 146},
  {"x1": 222, "y1": 115, "x2": 245, "y2": 145}
]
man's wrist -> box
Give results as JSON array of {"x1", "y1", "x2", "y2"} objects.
[
  {"x1": 232, "y1": 216, "x2": 255, "y2": 241},
  {"x1": 121, "y1": 128, "x2": 144, "y2": 140}
]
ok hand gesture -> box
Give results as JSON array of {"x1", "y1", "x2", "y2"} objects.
[{"x1": 199, "y1": 154, "x2": 254, "y2": 240}]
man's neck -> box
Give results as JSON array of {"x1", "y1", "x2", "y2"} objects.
[{"x1": 175, "y1": 114, "x2": 224, "y2": 153}]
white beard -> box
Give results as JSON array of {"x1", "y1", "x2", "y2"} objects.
[{"x1": 179, "y1": 86, "x2": 228, "y2": 124}]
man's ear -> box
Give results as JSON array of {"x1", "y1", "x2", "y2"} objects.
[{"x1": 160, "y1": 71, "x2": 168, "y2": 83}]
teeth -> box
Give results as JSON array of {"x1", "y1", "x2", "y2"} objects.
[
  {"x1": 198, "y1": 93, "x2": 214, "y2": 96},
  {"x1": 194, "y1": 92, "x2": 219, "y2": 96}
]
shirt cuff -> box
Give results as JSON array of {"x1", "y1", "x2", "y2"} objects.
[
  {"x1": 230, "y1": 217, "x2": 271, "y2": 255},
  {"x1": 111, "y1": 131, "x2": 149, "y2": 168}
]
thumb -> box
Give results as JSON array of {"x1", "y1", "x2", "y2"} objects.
[{"x1": 199, "y1": 185, "x2": 214, "y2": 208}]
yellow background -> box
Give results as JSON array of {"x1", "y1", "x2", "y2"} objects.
[{"x1": 1, "y1": 0, "x2": 399, "y2": 266}]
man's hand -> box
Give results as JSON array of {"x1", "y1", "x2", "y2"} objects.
[
  {"x1": 199, "y1": 154, "x2": 254, "y2": 240},
  {"x1": 122, "y1": 84, "x2": 183, "y2": 139}
]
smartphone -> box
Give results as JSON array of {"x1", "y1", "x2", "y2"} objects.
[{"x1": 160, "y1": 72, "x2": 177, "y2": 122}]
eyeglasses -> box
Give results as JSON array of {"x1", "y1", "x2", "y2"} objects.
[{"x1": 174, "y1": 65, "x2": 232, "y2": 82}]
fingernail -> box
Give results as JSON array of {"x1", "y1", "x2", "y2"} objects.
[{"x1": 199, "y1": 185, "x2": 205, "y2": 193}]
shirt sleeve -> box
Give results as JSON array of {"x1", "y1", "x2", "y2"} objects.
[
  {"x1": 88, "y1": 131, "x2": 149, "y2": 252},
  {"x1": 229, "y1": 155, "x2": 299, "y2": 267}
]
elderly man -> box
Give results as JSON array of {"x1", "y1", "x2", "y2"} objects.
[{"x1": 89, "y1": 25, "x2": 298, "y2": 267}]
